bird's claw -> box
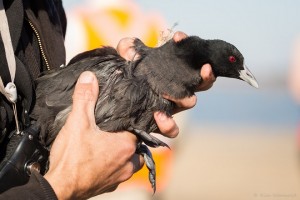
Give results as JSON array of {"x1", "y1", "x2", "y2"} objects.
[
  {"x1": 136, "y1": 144, "x2": 156, "y2": 193},
  {"x1": 131, "y1": 128, "x2": 170, "y2": 149},
  {"x1": 131, "y1": 128, "x2": 170, "y2": 193}
]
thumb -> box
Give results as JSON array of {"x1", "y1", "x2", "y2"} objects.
[{"x1": 69, "y1": 71, "x2": 99, "y2": 127}]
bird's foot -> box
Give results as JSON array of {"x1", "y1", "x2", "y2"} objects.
[
  {"x1": 136, "y1": 144, "x2": 156, "y2": 193},
  {"x1": 131, "y1": 128, "x2": 170, "y2": 149}
]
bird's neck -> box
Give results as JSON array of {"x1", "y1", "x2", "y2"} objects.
[
  {"x1": 206, "y1": 39, "x2": 227, "y2": 77},
  {"x1": 175, "y1": 36, "x2": 211, "y2": 70}
]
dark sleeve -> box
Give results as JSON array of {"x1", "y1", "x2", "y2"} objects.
[{"x1": 0, "y1": 171, "x2": 57, "y2": 200}]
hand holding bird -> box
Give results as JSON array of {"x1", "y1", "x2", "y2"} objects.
[{"x1": 35, "y1": 31, "x2": 258, "y2": 196}]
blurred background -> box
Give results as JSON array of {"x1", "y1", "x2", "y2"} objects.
[{"x1": 62, "y1": 0, "x2": 300, "y2": 199}]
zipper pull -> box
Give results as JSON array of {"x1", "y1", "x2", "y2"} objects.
[
  {"x1": 5, "y1": 82, "x2": 20, "y2": 134},
  {"x1": 5, "y1": 82, "x2": 17, "y2": 102}
]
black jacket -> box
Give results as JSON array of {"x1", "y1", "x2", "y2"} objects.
[
  {"x1": 0, "y1": 171, "x2": 57, "y2": 200},
  {"x1": 0, "y1": 0, "x2": 66, "y2": 198},
  {"x1": 0, "y1": 0, "x2": 66, "y2": 138}
]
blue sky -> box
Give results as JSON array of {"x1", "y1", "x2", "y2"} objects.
[
  {"x1": 139, "y1": 0, "x2": 300, "y2": 77},
  {"x1": 63, "y1": 0, "x2": 300, "y2": 88}
]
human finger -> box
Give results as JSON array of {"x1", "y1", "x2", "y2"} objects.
[
  {"x1": 163, "y1": 64, "x2": 215, "y2": 113},
  {"x1": 116, "y1": 37, "x2": 140, "y2": 61},
  {"x1": 70, "y1": 71, "x2": 99, "y2": 129},
  {"x1": 172, "y1": 31, "x2": 188, "y2": 42},
  {"x1": 153, "y1": 111, "x2": 179, "y2": 138},
  {"x1": 196, "y1": 64, "x2": 216, "y2": 91}
]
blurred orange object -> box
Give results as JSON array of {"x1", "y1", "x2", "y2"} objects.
[
  {"x1": 120, "y1": 146, "x2": 174, "y2": 192},
  {"x1": 65, "y1": 0, "x2": 167, "y2": 61}
]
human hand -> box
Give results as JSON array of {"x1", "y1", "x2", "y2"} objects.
[
  {"x1": 44, "y1": 72, "x2": 143, "y2": 199},
  {"x1": 117, "y1": 31, "x2": 216, "y2": 138}
]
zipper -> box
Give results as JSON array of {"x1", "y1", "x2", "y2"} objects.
[{"x1": 27, "y1": 20, "x2": 51, "y2": 71}]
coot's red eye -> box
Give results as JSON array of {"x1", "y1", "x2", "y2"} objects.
[{"x1": 229, "y1": 56, "x2": 236, "y2": 63}]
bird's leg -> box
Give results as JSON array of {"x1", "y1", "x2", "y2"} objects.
[
  {"x1": 136, "y1": 143, "x2": 156, "y2": 193},
  {"x1": 130, "y1": 128, "x2": 170, "y2": 149},
  {"x1": 129, "y1": 128, "x2": 170, "y2": 193}
]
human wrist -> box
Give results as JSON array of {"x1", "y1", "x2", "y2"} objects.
[{"x1": 44, "y1": 169, "x2": 75, "y2": 200}]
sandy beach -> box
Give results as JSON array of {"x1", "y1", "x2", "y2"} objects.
[{"x1": 91, "y1": 124, "x2": 300, "y2": 200}]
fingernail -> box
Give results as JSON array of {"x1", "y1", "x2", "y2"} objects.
[
  {"x1": 157, "y1": 112, "x2": 167, "y2": 121},
  {"x1": 79, "y1": 72, "x2": 94, "y2": 83},
  {"x1": 173, "y1": 31, "x2": 188, "y2": 42}
]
